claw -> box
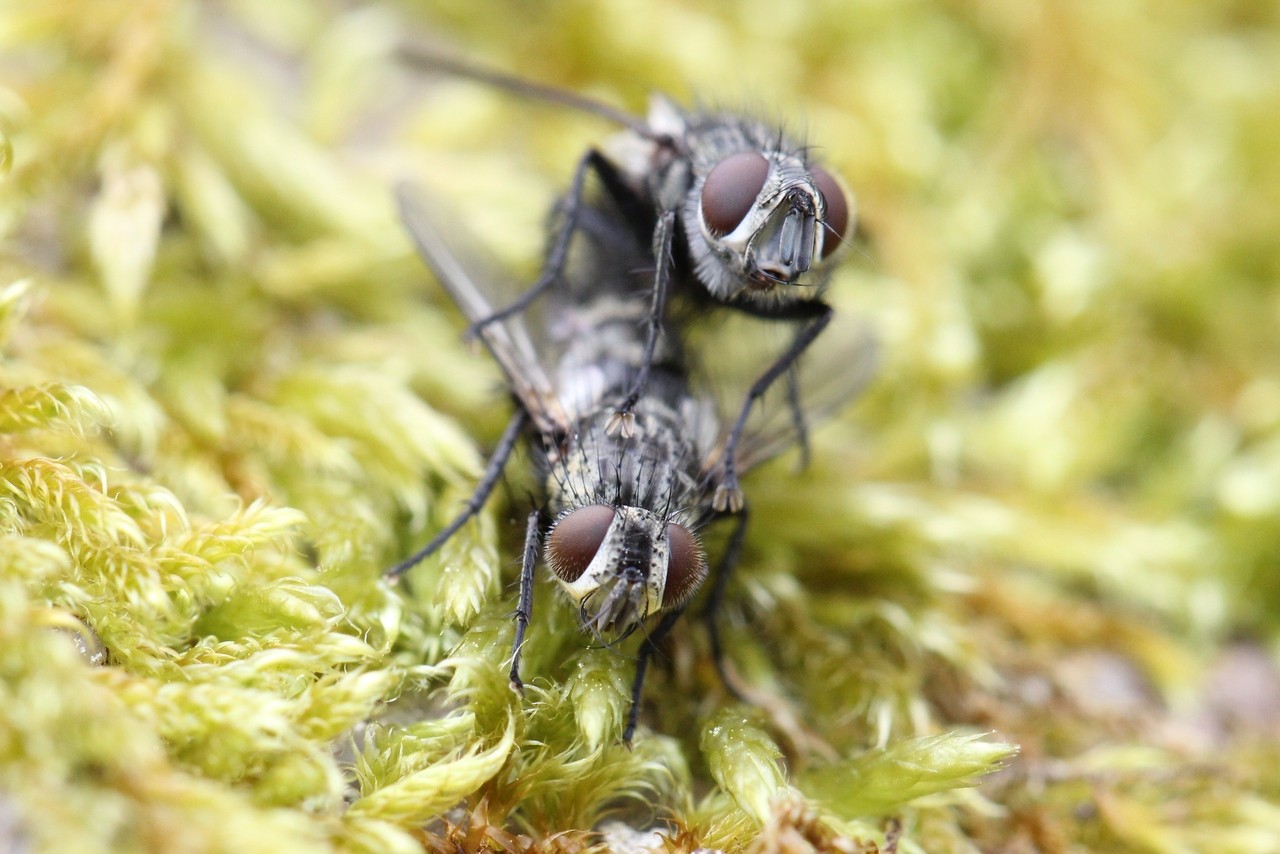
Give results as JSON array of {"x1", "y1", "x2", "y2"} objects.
[
  {"x1": 606, "y1": 409, "x2": 636, "y2": 438},
  {"x1": 712, "y1": 477, "x2": 745, "y2": 514},
  {"x1": 508, "y1": 672, "x2": 526, "y2": 697},
  {"x1": 463, "y1": 317, "x2": 494, "y2": 342}
]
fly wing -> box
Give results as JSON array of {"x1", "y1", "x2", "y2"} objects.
[
  {"x1": 396, "y1": 183, "x2": 569, "y2": 438},
  {"x1": 694, "y1": 308, "x2": 878, "y2": 478}
]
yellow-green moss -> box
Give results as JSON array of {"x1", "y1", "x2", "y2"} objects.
[{"x1": 2, "y1": 1, "x2": 1278, "y2": 851}]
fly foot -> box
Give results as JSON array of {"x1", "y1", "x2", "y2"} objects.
[
  {"x1": 607, "y1": 408, "x2": 637, "y2": 438},
  {"x1": 712, "y1": 473, "x2": 745, "y2": 514}
]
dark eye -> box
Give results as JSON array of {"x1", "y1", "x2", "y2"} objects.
[
  {"x1": 810, "y1": 166, "x2": 851, "y2": 258},
  {"x1": 701, "y1": 151, "x2": 770, "y2": 238},
  {"x1": 547, "y1": 505, "x2": 615, "y2": 583},
  {"x1": 661, "y1": 523, "x2": 707, "y2": 608}
]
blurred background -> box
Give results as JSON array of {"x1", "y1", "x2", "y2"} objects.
[{"x1": 2, "y1": 0, "x2": 1279, "y2": 851}]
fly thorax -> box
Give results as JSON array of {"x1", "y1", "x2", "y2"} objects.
[{"x1": 604, "y1": 95, "x2": 689, "y2": 204}]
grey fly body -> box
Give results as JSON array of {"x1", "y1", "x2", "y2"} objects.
[
  {"x1": 392, "y1": 183, "x2": 720, "y2": 742},
  {"x1": 398, "y1": 49, "x2": 857, "y2": 513},
  {"x1": 389, "y1": 179, "x2": 873, "y2": 742}
]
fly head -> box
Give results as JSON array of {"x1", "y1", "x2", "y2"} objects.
[
  {"x1": 545, "y1": 504, "x2": 706, "y2": 641},
  {"x1": 685, "y1": 149, "x2": 853, "y2": 301}
]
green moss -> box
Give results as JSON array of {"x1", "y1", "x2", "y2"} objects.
[{"x1": 2, "y1": 0, "x2": 1279, "y2": 851}]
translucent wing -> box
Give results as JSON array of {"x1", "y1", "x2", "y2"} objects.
[
  {"x1": 396, "y1": 183, "x2": 569, "y2": 438},
  {"x1": 693, "y1": 308, "x2": 878, "y2": 478}
]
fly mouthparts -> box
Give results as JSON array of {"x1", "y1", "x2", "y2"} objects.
[
  {"x1": 755, "y1": 203, "x2": 820, "y2": 283},
  {"x1": 779, "y1": 209, "x2": 802, "y2": 267}
]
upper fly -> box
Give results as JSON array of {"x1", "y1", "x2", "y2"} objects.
[{"x1": 396, "y1": 49, "x2": 859, "y2": 511}]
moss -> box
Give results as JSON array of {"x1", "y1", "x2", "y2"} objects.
[{"x1": 2, "y1": 0, "x2": 1278, "y2": 851}]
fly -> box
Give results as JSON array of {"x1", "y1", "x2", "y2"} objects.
[
  {"x1": 397, "y1": 49, "x2": 857, "y2": 513},
  {"x1": 388, "y1": 181, "x2": 874, "y2": 743}
]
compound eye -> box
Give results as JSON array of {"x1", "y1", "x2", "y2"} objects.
[
  {"x1": 547, "y1": 506, "x2": 615, "y2": 583},
  {"x1": 701, "y1": 151, "x2": 770, "y2": 238},
  {"x1": 661, "y1": 523, "x2": 707, "y2": 608},
  {"x1": 810, "y1": 166, "x2": 851, "y2": 258}
]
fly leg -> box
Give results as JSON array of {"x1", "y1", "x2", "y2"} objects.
[
  {"x1": 608, "y1": 208, "x2": 676, "y2": 437},
  {"x1": 509, "y1": 509, "x2": 543, "y2": 693},
  {"x1": 713, "y1": 302, "x2": 832, "y2": 513},
  {"x1": 466, "y1": 150, "x2": 624, "y2": 335},
  {"x1": 786, "y1": 362, "x2": 811, "y2": 472},
  {"x1": 623, "y1": 607, "x2": 685, "y2": 744},
  {"x1": 703, "y1": 507, "x2": 750, "y2": 700},
  {"x1": 703, "y1": 506, "x2": 838, "y2": 760},
  {"x1": 386, "y1": 408, "x2": 527, "y2": 579}
]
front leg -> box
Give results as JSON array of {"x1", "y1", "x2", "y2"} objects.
[
  {"x1": 509, "y1": 510, "x2": 544, "y2": 694},
  {"x1": 785, "y1": 363, "x2": 811, "y2": 473},
  {"x1": 703, "y1": 506, "x2": 750, "y2": 700},
  {"x1": 714, "y1": 303, "x2": 832, "y2": 513},
  {"x1": 467, "y1": 150, "x2": 617, "y2": 335},
  {"x1": 386, "y1": 408, "x2": 527, "y2": 579},
  {"x1": 607, "y1": 207, "x2": 678, "y2": 438},
  {"x1": 623, "y1": 607, "x2": 685, "y2": 744}
]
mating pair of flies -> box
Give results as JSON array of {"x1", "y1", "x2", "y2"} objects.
[{"x1": 389, "y1": 52, "x2": 874, "y2": 742}]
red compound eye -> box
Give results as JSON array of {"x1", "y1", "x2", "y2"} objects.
[
  {"x1": 810, "y1": 166, "x2": 851, "y2": 258},
  {"x1": 546, "y1": 506, "x2": 615, "y2": 583},
  {"x1": 661, "y1": 523, "x2": 706, "y2": 608},
  {"x1": 701, "y1": 152, "x2": 770, "y2": 238}
]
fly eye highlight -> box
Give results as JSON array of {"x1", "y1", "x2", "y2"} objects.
[
  {"x1": 547, "y1": 505, "x2": 616, "y2": 583},
  {"x1": 661, "y1": 523, "x2": 707, "y2": 608},
  {"x1": 810, "y1": 166, "x2": 851, "y2": 258},
  {"x1": 701, "y1": 151, "x2": 770, "y2": 238}
]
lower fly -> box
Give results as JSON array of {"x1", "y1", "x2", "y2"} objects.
[
  {"x1": 391, "y1": 183, "x2": 724, "y2": 742},
  {"x1": 390, "y1": 175, "x2": 874, "y2": 743}
]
